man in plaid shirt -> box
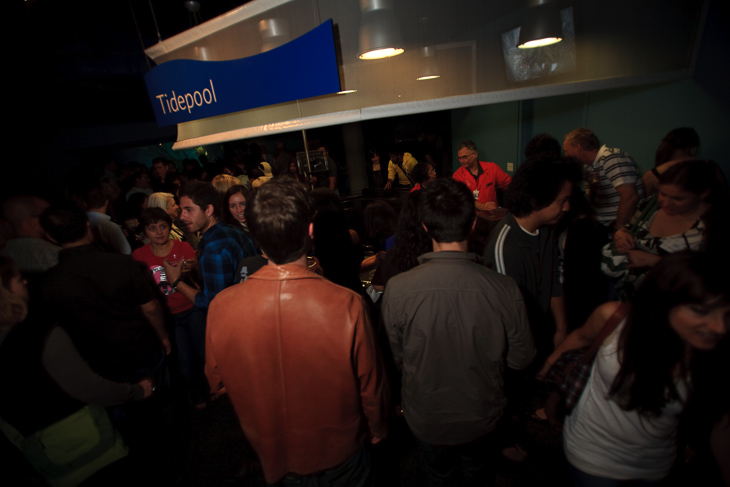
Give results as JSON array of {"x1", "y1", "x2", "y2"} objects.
[{"x1": 165, "y1": 181, "x2": 256, "y2": 310}]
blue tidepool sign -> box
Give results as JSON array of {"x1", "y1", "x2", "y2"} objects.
[{"x1": 145, "y1": 19, "x2": 341, "y2": 127}]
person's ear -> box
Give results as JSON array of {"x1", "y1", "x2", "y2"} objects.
[
  {"x1": 205, "y1": 204, "x2": 215, "y2": 218},
  {"x1": 421, "y1": 222, "x2": 429, "y2": 234},
  {"x1": 308, "y1": 222, "x2": 314, "y2": 239}
]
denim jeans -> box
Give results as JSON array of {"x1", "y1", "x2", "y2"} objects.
[
  {"x1": 172, "y1": 307, "x2": 208, "y2": 405},
  {"x1": 267, "y1": 446, "x2": 373, "y2": 487},
  {"x1": 415, "y1": 432, "x2": 497, "y2": 487}
]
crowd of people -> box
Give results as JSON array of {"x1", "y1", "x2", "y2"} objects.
[{"x1": 0, "y1": 127, "x2": 728, "y2": 487}]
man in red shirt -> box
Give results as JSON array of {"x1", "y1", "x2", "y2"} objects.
[{"x1": 452, "y1": 140, "x2": 512, "y2": 210}]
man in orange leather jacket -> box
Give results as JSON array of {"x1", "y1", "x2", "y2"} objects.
[{"x1": 205, "y1": 178, "x2": 388, "y2": 485}]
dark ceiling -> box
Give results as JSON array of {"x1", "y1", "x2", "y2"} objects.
[
  {"x1": 19, "y1": 0, "x2": 251, "y2": 126},
  {"x1": 14, "y1": 0, "x2": 727, "y2": 153}
]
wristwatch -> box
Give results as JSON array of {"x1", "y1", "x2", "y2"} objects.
[{"x1": 172, "y1": 278, "x2": 183, "y2": 290}]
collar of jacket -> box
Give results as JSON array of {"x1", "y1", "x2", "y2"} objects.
[
  {"x1": 249, "y1": 262, "x2": 324, "y2": 282},
  {"x1": 417, "y1": 251, "x2": 481, "y2": 265}
]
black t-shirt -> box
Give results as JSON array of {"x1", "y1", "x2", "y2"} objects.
[
  {"x1": 236, "y1": 255, "x2": 268, "y2": 282},
  {"x1": 40, "y1": 245, "x2": 160, "y2": 381}
]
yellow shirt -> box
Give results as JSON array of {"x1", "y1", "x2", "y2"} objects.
[{"x1": 387, "y1": 153, "x2": 418, "y2": 186}]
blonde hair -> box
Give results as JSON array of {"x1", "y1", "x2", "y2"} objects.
[
  {"x1": 564, "y1": 128, "x2": 600, "y2": 151},
  {"x1": 211, "y1": 174, "x2": 240, "y2": 195},
  {"x1": 148, "y1": 192, "x2": 175, "y2": 209}
]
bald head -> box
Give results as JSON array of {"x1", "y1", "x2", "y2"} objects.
[{"x1": 2, "y1": 196, "x2": 50, "y2": 237}]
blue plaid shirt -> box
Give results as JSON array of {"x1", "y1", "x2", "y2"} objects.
[{"x1": 195, "y1": 222, "x2": 257, "y2": 309}]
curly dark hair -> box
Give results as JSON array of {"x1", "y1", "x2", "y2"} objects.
[
  {"x1": 524, "y1": 133, "x2": 561, "y2": 161},
  {"x1": 506, "y1": 157, "x2": 582, "y2": 218}
]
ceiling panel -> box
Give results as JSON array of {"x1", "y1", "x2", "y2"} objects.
[{"x1": 143, "y1": 0, "x2": 706, "y2": 148}]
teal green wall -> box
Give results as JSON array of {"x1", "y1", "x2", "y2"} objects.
[
  {"x1": 451, "y1": 100, "x2": 521, "y2": 171},
  {"x1": 451, "y1": 79, "x2": 730, "y2": 178}
]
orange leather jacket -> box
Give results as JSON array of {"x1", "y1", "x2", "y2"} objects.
[{"x1": 206, "y1": 263, "x2": 388, "y2": 483}]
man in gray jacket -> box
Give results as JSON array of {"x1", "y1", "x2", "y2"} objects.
[{"x1": 382, "y1": 178, "x2": 535, "y2": 486}]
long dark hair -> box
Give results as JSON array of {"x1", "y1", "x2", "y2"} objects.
[
  {"x1": 363, "y1": 200, "x2": 397, "y2": 251},
  {"x1": 223, "y1": 184, "x2": 249, "y2": 227},
  {"x1": 654, "y1": 127, "x2": 699, "y2": 167},
  {"x1": 310, "y1": 188, "x2": 363, "y2": 293},
  {"x1": 388, "y1": 191, "x2": 431, "y2": 275},
  {"x1": 659, "y1": 159, "x2": 730, "y2": 254},
  {"x1": 609, "y1": 251, "x2": 730, "y2": 415},
  {"x1": 367, "y1": 149, "x2": 384, "y2": 166}
]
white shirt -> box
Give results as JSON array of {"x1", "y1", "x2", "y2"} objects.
[{"x1": 564, "y1": 323, "x2": 687, "y2": 480}]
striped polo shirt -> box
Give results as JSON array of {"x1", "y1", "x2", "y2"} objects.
[{"x1": 591, "y1": 145, "x2": 644, "y2": 226}]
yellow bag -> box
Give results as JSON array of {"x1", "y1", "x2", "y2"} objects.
[{"x1": 0, "y1": 405, "x2": 128, "y2": 487}]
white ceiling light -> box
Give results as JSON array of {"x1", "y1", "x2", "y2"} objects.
[
  {"x1": 259, "y1": 18, "x2": 290, "y2": 52},
  {"x1": 417, "y1": 46, "x2": 440, "y2": 80},
  {"x1": 518, "y1": 0, "x2": 563, "y2": 49},
  {"x1": 358, "y1": 0, "x2": 404, "y2": 60}
]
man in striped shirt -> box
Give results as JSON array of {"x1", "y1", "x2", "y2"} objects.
[{"x1": 563, "y1": 128, "x2": 644, "y2": 233}]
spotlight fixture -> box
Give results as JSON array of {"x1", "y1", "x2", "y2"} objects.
[
  {"x1": 518, "y1": 0, "x2": 563, "y2": 49},
  {"x1": 358, "y1": 0, "x2": 404, "y2": 60},
  {"x1": 259, "y1": 19, "x2": 290, "y2": 52},
  {"x1": 191, "y1": 46, "x2": 211, "y2": 61},
  {"x1": 416, "y1": 46, "x2": 440, "y2": 80}
]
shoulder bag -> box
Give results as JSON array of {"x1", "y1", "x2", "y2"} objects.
[
  {"x1": 0, "y1": 404, "x2": 128, "y2": 487},
  {"x1": 600, "y1": 196, "x2": 659, "y2": 277},
  {"x1": 543, "y1": 303, "x2": 629, "y2": 426}
]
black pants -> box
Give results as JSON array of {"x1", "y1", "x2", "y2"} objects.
[{"x1": 414, "y1": 432, "x2": 497, "y2": 487}]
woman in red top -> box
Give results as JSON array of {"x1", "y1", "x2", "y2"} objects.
[
  {"x1": 132, "y1": 207, "x2": 208, "y2": 409},
  {"x1": 409, "y1": 162, "x2": 437, "y2": 192}
]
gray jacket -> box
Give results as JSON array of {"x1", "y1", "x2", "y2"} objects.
[{"x1": 382, "y1": 251, "x2": 535, "y2": 445}]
